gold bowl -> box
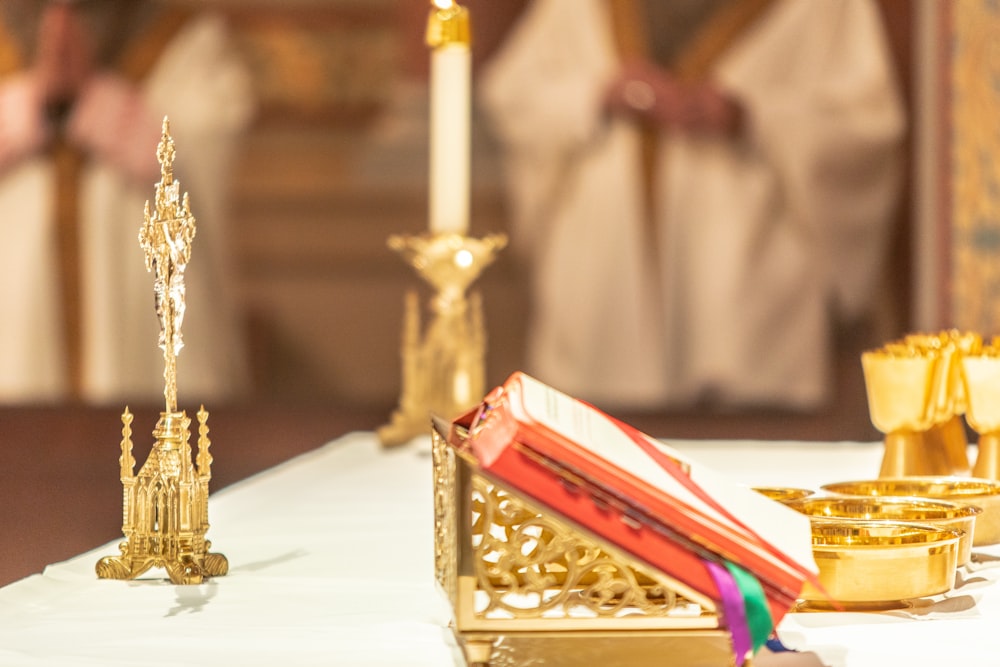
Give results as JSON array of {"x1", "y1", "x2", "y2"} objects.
[
  {"x1": 798, "y1": 521, "x2": 961, "y2": 610},
  {"x1": 752, "y1": 486, "x2": 814, "y2": 503},
  {"x1": 821, "y1": 477, "x2": 1000, "y2": 546},
  {"x1": 786, "y1": 495, "x2": 979, "y2": 565}
]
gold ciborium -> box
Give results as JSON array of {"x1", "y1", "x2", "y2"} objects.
[
  {"x1": 752, "y1": 487, "x2": 814, "y2": 503},
  {"x1": 862, "y1": 347, "x2": 947, "y2": 477},
  {"x1": 787, "y1": 495, "x2": 979, "y2": 566},
  {"x1": 822, "y1": 477, "x2": 1000, "y2": 547},
  {"x1": 962, "y1": 346, "x2": 1000, "y2": 480},
  {"x1": 797, "y1": 521, "x2": 961, "y2": 611},
  {"x1": 377, "y1": 232, "x2": 506, "y2": 447}
]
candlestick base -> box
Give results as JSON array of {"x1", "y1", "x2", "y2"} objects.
[{"x1": 377, "y1": 232, "x2": 506, "y2": 447}]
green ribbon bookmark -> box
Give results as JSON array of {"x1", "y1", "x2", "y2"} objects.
[{"x1": 724, "y1": 561, "x2": 774, "y2": 652}]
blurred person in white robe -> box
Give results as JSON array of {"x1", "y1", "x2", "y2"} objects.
[
  {"x1": 479, "y1": 0, "x2": 905, "y2": 411},
  {"x1": 0, "y1": 0, "x2": 254, "y2": 404}
]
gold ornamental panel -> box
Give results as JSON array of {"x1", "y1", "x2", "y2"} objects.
[{"x1": 431, "y1": 428, "x2": 734, "y2": 667}]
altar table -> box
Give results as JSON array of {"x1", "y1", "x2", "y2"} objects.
[{"x1": 1, "y1": 432, "x2": 998, "y2": 666}]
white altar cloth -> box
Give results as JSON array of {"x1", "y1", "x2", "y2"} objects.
[{"x1": 1, "y1": 432, "x2": 998, "y2": 667}]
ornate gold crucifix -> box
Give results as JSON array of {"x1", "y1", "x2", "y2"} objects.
[{"x1": 97, "y1": 118, "x2": 227, "y2": 585}]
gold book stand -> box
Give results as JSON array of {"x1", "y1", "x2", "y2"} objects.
[{"x1": 430, "y1": 423, "x2": 737, "y2": 667}]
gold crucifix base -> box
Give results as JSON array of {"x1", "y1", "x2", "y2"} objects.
[{"x1": 96, "y1": 407, "x2": 227, "y2": 585}]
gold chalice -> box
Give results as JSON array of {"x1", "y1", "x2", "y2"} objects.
[
  {"x1": 910, "y1": 331, "x2": 978, "y2": 476},
  {"x1": 862, "y1": 348, "x2": 947, "y2": 477},
  {"x1": 962, "y1": 349, "x2": 1000, "y2": 481}
]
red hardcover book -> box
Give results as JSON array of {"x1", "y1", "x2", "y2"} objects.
[{"x1": 449, "y1": 372, "x2": 818, "y2": 626}]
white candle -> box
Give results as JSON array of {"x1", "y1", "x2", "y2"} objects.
[{"x1": 427, "y1": 1, "x2": 471, "y2": 236}]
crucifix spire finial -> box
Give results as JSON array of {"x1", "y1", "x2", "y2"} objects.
[{"x1": 138, "y1": 116, "x2": 196, "y2": 413}]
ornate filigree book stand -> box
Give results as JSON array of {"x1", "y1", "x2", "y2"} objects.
[
  {"x1": 431, "y1": 422, "x2": 735, "y2": 667},
  {"x1": 96, "y1": 119, "x2": 227, "y2": 585}
]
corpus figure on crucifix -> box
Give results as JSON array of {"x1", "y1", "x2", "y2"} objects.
[{"x1": 138, "y1": 117, "x2": 196, "y2": 412}]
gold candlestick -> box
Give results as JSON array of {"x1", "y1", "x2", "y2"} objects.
[
  {"x1": 377, "y1": 232, "x2": 506, "y2": 447},
  {"x1": 96, "y1": 118, "x2": 227, "y2": 585}
]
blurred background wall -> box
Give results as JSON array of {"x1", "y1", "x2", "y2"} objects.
[{"x1": 185, "y1": 0, "x2": 916, "y2": 411}]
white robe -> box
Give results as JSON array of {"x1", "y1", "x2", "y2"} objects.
[
  {"x1": 479, "y1": 0, "x2": 905, "y2": 410},
  {"x1": 0, "y1": 14, "x2": 254, "y2": 404}
]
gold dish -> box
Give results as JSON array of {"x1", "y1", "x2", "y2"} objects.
[
  {"x1": 752, "y1": 486, "x2": 814, "y2": 503},
  {"x1": 798, "y1": 521, "x2": 961, "y2": 611},
  {"x1": 786, "y1": 495, "x2": 979, "y2": 565},
  {"x1": 821, "y1": 477, "x2": 1000, "y2": 546}
]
